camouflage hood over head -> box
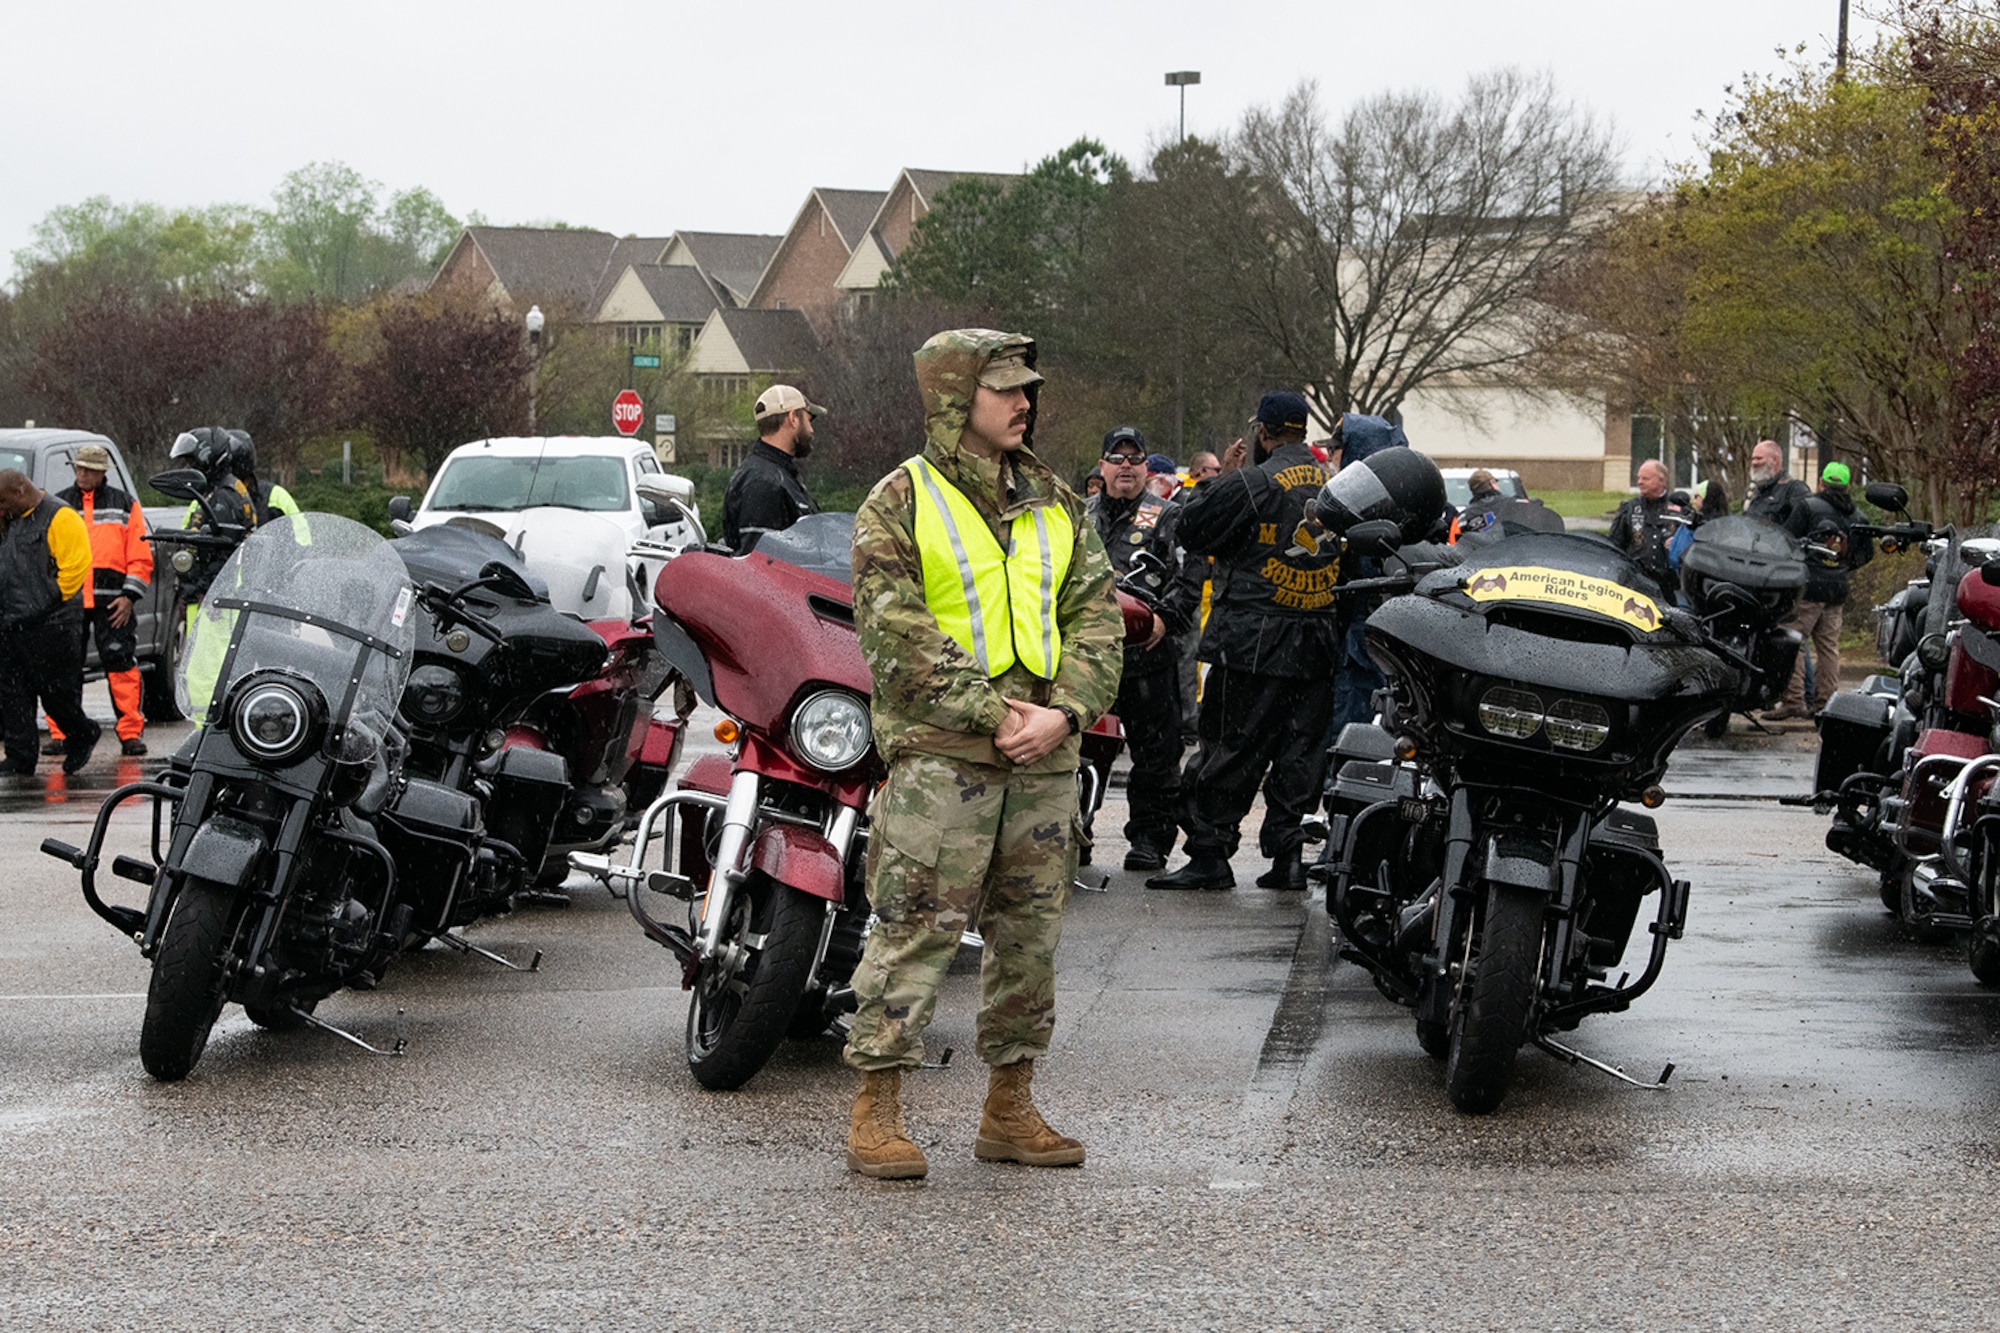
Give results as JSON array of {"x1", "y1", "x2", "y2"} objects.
[{"x1": 912, "y1": 329, "x2": 1062, "y2": 509}]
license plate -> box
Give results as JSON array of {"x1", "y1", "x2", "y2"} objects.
[{"x1": 1398, "y1": 797, "x2": 1431, "y2": 823}]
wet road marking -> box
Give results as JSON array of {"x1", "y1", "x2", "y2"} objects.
[
  {"x1": 1210, "y1": 902, "x2": 1331, "y2": 1191},
  {"x1": 0, "y1": 992, "x2": 146, "y2": 1001}
]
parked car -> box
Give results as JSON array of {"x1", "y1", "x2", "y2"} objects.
[
  {"x1": 389, "y1": 436, "x2": 699, "y2": 619},
  {"x1": 1439, "y1": 467, "x2": 1530, "y2": 509},
  {"x1": 0, "y1": 429, "x2": 183, "y2": 720}
]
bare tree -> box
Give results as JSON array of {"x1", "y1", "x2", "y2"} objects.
[{"x1": 1203, "y1": 71, "x2": 1620, "y2": 429}]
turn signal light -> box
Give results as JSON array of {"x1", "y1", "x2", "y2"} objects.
[
  {"x1": 714, "y1": 718, "x2": 741, "y2": 745},
  {"x1": 1393, "y1": 735, "x2": 1420, "y2": 761},
  {"x1": 1641, "y1": 785, "x2": 1666, "y2": 808}
]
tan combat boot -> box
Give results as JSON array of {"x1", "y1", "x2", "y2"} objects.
[
  {"x1": 974, "y1": 1059, "x2": 1085, "y2": 1167},
  {"x1": 846, "y1": 1069, "x2": 928, "y2": 1179}
]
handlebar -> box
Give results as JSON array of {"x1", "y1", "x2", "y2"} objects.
[{"x1": 418, "y1": 580, "x2": 507, "y2": 646}]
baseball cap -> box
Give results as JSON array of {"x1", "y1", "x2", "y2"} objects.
[
  {"x1": 978, "y1": 348, "x2": 1044, "y2": 390},
  {"x1": 72, "y1": 444, "x2": 111, "y2": 470},
  {"x1": 1250, "y1": 391, "x2": 1310, "y2": 432},
  {"x1": 753, "y1": 384, "x2": 826, "y2": 419},
  {"x1": 1468, "y1": 468, "x2": 1496, "y2": 490},
  {"x1": 1102, "y1": 425, "x2": 1147, "y2": 457},
  {"x1": 1146, "y1": 453, "x2": 1176, "y2": 475},
  {"x1": 1821, "y1": 461, "x2": 1851, "y2": 486}
]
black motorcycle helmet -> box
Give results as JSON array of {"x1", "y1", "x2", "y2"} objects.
[
  {"x1": 1314, "y1": 447, "x2": 1447, "y2": 545},
  {"x1": 226, "y1": 429, "x2": 258, "y2": 481},
  {"x1": 169, "y1": 426, "x2": 235, "y2": 482}
]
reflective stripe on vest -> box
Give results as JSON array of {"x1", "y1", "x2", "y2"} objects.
[{"x1": 902, "y1": 457, "x2": 1073, "y2": 680}]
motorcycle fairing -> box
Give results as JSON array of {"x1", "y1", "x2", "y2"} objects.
[
  {"x1": 179, "y1": 814, "x2": 265, "y2": 889},
  {"x1": 749, "y1": 823, "x2": 846, "y2": 903}
]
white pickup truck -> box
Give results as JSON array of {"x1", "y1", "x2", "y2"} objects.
[{"x1": 388, "y1": 436, "x2": 700, "y2": 620}]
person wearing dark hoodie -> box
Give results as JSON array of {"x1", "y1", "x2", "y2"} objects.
[
  {"x1": 1766, "y1": 461, "x2": 1872, "y2": 719},
  {"x1": 841, "y1": 329, "x2": 1125, "y2": 1180},
  {"x1": 1149, "y1": 391, "x2": 1339, "y2": 894}
]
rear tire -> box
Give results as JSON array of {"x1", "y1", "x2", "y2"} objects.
[
  {"x1": 685, "y1": 876, "x2": 820, "y2": 1090},
  {"x1": 139, "y1": 877, "x2": 240, "y2": 1081},
  {"x1": 1444, "y1": 884, "x2": 1543, "y2": 1114}
]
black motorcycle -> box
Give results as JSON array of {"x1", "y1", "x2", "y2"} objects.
[{"x1": 1315, "y1": 466, "x2": 1806, "y2": 1113}]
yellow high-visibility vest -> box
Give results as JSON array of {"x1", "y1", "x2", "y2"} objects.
[{"x1": 903, "y1": 457, "x2": 1073, "y2": 680}]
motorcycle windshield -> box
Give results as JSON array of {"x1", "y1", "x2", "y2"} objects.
[
  {"x1": 744, "y1": 512, "x2": 856, "y2": 584},
  {"x1": 178, "y1": 513, "x2": 417, "y2": 762}
]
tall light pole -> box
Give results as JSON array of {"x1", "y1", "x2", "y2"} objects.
[
  {"x1": 1164, "y1": 70, "x2": 1200, "y2": 143},
  {"x1": 524, "y1": 304, "x2": 545, "y2": 435},
  {"x1": 1164, "y1": 72, "x2": 1200, "y2": 459},
  {"x1": 1835, "y1": 0, "x2": 1850, "y2": 81}
]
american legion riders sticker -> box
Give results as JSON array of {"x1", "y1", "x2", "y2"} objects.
[{"x1": 1460, "y1": 566, "x2": 1662, "y2": 632}]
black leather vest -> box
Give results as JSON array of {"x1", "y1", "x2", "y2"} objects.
[{"x1": 0, "y1": 495, "x2": 74, "y2": 627}]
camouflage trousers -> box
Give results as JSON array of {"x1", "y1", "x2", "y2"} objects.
[{"x1": 843, "y1": 753, "x2": 1079, "y2": 1072}]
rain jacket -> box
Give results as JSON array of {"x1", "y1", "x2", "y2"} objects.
[{"x1": 850, "y1": 329, "x2": 1123, "y2": 771}]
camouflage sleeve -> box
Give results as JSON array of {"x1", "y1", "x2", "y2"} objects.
[
  {"x1": 851, "y1": 468, "x2": 1011, "y2": 739},
  {"x1": 1049, "y1": 505, "x2": 1125, "y2": 727}
]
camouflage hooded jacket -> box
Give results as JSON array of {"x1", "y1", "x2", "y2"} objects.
[{"x1": 850, "y1": 329, "x2": 1124, "y2": 772}]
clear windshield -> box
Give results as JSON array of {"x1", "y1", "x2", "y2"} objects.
[
  {"x1": 178, "y1": 514, "x2": 417, "y2": 763},
  {"x1": 428, "y1": 454, "x2": 630, "y2": 513}
]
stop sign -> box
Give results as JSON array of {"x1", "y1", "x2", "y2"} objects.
[{"x1": 612, "y1": 389, "x2": 645, "y2": 436}]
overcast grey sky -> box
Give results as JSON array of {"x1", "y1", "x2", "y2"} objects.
[{"x1": 6, "y1": 0, "x2": 1873, "y2": 277}]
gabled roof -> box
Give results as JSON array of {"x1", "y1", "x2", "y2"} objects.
[
  {"x1": 434, "y1": 227, "x2": 673, "y2": 313},
  {"x1": 815, "y1": 188, "x2": 890, "y2": 251},
  {"x1": 587, "y1": 235, "x2": 675, "y2": 310},
  {"x1": 835, "y1": 169, "x2": 1022, "y2": 288},
  {"x1": 594, "y1": 263, "x2": 721, "y2": 326},
  {"x1": 662, "y1": 231, "x2": 784, "y2": 306},
  {"x1": 690, "y1": 308, "x2": 820, "y2": 376},
  {"x1": 900, "y1": 168, "x2": 1014, "y2": 213}
]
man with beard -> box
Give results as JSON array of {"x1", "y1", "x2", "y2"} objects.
[
  {"x1": 1149, "y1": 392, "x2": 1339, "y2": 893},
  {"x1": 1744, "y1": 439, "x2": 1810, "y2": 529},
  {"x1": 841, "y1": 330, "x2": 1123, "y2": 1180},
  {"x1": 722, "y1": 384, "x2": 824, "y2": 551},
  {"x1": 1087, "y1": 425, "x2": 1199, "y2": 872}
]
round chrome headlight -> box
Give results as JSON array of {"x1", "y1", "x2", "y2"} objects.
[
  {"x1": 790, "y1": 689, "x2": 872, "y2": 772},
  {"x1": 233, "y1": 680, "x2": 314, "y2": 762}
]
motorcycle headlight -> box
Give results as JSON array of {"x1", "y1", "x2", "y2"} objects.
[
  {"x1": 231, "y1": 678, "x2": 320, "y2": 763},
  {"x1": 1918, "y1": 633, "x2": 1951, "y2": 670},
  {"x1": 171, "y1": 548, "x2": 195, "y2": 574},
  {"x1": 1545, "y1": 698, "x2": 1613, "y2": 752},
  {"x1": 402, "y1": 663, "x2": 468, "y2": 726},
  {"x1": 1477, "y1": 686, "x2": 1544, "y2": 740},
  {"x1": 791, "y1": 689, "x2": 872, "y2": 772}
]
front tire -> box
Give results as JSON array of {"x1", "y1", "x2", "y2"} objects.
[
  {"x1": 141, "y1": 606, "x2": 187, "y2": 723},
  {"x1": 1444, "y1": 884, "x2": 1544, "y2": 1114},
  {"x1": 139, "y1": 877, "x2": 241, "y2": 1081},
  {"x1": 685, "y1": 875, "x2": 820, "y2": 1090}
]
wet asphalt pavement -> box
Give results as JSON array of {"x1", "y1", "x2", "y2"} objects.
[{"x1": 3, "y1": 714, "x2": 1998, "y2": 1330}]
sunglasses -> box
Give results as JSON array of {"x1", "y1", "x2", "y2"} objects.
[{"x1": 1102, "y1": 451, "x2": 1147, "y2": 464}]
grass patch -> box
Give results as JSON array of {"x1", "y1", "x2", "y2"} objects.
[{"x1": 1533, "y1": 489, "x2": 1628, "y2": 520}]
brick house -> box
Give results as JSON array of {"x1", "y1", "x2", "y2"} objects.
[
  {"x1": 746, "y1": 189, "x2": 887, "y2": 322},
  {"x1": 833, "y1": 168, "x2": 1017, "y2": 311},
  {"x1": 431, "y1": 226, "x2": 667, "y2": 321}
]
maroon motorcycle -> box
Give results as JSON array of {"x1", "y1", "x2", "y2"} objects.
[{"x1": 574, "y1": 511, "x2": 1152, "y2": 1089}]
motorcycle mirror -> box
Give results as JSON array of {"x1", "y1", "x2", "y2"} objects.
[
  {"x1": 148, "y1": 468, "x2": 208, "y2": 501},
  {"x1": 1863, "y1": 481, "x2": 1909, "y2": 514},
  {"x1": 387, "y1": 496, "x2": 414, "y2": 523},
  {"x1": 636, "y1": 474, "x2": 695, "y2": 505},
  {"x1": 1343, "y1": 519, "x2": 1403, "y2": 556}
]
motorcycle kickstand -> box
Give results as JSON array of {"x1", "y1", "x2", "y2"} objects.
[
  {"x1": 435, "y1": 930, "x2": 543, "y2": 973},
  {"x1": 293, "y1": 1005, "x2": 408, "y2": 1058},
  {"x1": 1534, "y1": 1033, "x2": 1673, "y2": 1091},
  {"x1": 1074, "y1": 869, "x2": 1110, "y2": 893}
]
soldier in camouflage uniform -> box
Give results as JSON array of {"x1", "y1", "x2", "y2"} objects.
[{"x1": 843, "y1": 329, "x2": 1124, "y2": 1180}]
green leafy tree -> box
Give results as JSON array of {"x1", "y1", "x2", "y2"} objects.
[{"x1": 342, "y1": 291, "x2": 529, "y2": 477}]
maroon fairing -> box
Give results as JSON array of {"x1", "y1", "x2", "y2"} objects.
[{"x1": 654, "y1": 551, "x2": 872, "y2": 733}]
